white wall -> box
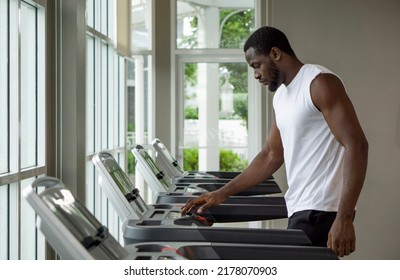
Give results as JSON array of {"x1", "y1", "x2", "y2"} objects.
[{"x1": 269, "y1": 0, "x2": 400, "y2": 259}]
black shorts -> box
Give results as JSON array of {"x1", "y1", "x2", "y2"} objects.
[{"x1": 287, "y1": 210, "x2": 337, "y2": 247}]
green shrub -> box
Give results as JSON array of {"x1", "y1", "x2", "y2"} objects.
[
  {"x1": 185, "y1": 107, "x2": 199, "y2": 119},
  {"x1": 183, "y1": 148, "x2": 199, "y2": 171},
  {"x1": 219, "y1": 149, "x2": 248, "y2": 171},
  {"x1": 183, "y1": 148, "x2": 248, "y2": 172},
  {"x1": 127, "y1": 152, "x2": 136, "y2": 174}
]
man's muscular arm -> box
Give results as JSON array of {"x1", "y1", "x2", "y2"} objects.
[
  {"x1": 311, "y1": 73, "x2": 369, "y2": 257},
  {"x1": 181, "y1": 120, "x2": 284, "y2": 215}
]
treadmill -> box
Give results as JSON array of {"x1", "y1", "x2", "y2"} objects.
[
  {"x1": 23, "y1": 177, "x2": 338, "y2": 260},
  {"x1": 131, "y1": 146, "x2": 286, "y2": 206},
  {"x1": 151, "y1": 138, "x2": 274, "y2": 183},
  {"x1": 22, "y1": 176, "x2": 182, "y2": 260},
  {"x1": 93, "y1": 151, "x2": 287, "y2": 224},
  {"x1": 91, "y1": 152, "x2": 304, "y2": 246}
]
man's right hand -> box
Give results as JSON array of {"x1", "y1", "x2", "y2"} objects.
[{"x1": 180, "y1": 190, "x2": 227, "y2": 215}]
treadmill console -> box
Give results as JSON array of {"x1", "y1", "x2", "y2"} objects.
[
  {"x1": 132, "y1": 145, "x2": 174, "y2": 194},
  {"x1": 23, "y1": 177, "x2": 129, "y2": 260},
  {"x1": 174, "y1": 213, "x2": 214, "y2": 226},
  {"x1": 152, "y1": 138, "x2": 217, "y2": 179},
  {"x1": 93, "y1": 152, "x2": 150, "y2": 223},
  {"x1": 152, "y1": 138, "x2": 186, "y2": 177}
]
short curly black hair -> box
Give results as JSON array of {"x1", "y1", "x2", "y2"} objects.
[{"x1": 244, "y1": 26, "x2": 295, "y2": 56}]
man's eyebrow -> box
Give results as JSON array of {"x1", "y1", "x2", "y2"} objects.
[{"x1": 249, "y1": 62, "x2": 258, "y2": 68}]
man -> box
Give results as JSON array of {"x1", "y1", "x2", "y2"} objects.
[{"x1": 181, "y1": 26, "x2": 368, "y2": 257}]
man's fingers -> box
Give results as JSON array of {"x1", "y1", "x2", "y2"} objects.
[
  {"x1": 181, "y1": 197, "x2": 206, "y2": 214},
  {"x1": 197, "y1": 201, "x2": 214, "y2": 214},
  {"x1": 342, "y1": 238, "x2": 355, "y2": 256},
  {"x1": 181, "y1": 199, "x2": 197, "y2": 214},
  {"x1": 327, "y1": 234, "x2": 341, "y2": 257},
  {"x1": 327, "y1": 233, "x2": 332, "y2": 249},
  {"x1": 350, "y1": 239, "x2": 356, "y2": 254},
  {"x1": 328, "y1": 239, "x2": 354, "y2": 257}
]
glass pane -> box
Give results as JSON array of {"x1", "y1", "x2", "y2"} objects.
[
  {"x1": 182, "y1": 62, "x2": 249, "y2": 172},
  {"x1": 20, "y1": 3, "x2": 37, "y2": 169},
  {"x1": 100, "y1": 0, "x2": 108, "y2": 35},
  {"x1": 118, "y1": 57, "x2": 126, "y2": 147},
  {"x1": 0, "y1": 0, "x2": 8, "y2": 174},
  {"x1": 86, "y1": 0, "x2": 94, "y2": 28},
  {"x1": 108, "y1": 49, "x2": 116, "y2": 149},
  {"x1": 107, "y1": 0, "x2": 116, "y2": 42},
  {"x1": 85, "y1": 161, "x2": 95, "y2": 214},
  {"x1": 176, "y1": 0, "x2": 255, "y2": 49},
  {"x1": 126, "y1": 55, "x2": 151, "y2": 147},
  {"x1": 86, "y1": 36, "x2": 95, "y2": 153},
  {"x1": 131, "y1": 0, "x2": 151, "y2": 50},
  {"x1": 8, "y1": 182, "x2": 18, "y2": 260},
  {"x1": 20, "y1": 177, "x2": 38, "y2": 260},
  {"x1": 0, "y1": 185, "x2": 9, "y2": 260},
  {"x1": 126, "y1": 55, "x2": 151, "y2": 179},
  {"x1": 111, "y1": 52, "x2": 123, "y2": 149},
  {"x1": 101, "y1": 43, "x2": 108, "y2": 150}
]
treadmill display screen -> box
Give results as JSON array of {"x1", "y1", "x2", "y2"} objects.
[
  {"x1": 104, "y1": 160, "x2": 134, "y2": 197},
  {"x1": 40, "y1": 187, "x2": 105, "y2": 248},
  {"x1": 155, "y1": 141, "x2": 185, "y2": 174},
  {"x1": 99, "y1": 153, "x2": 149, "y2": 215},
  {"x1": 137, "y1": 148, "x2": 173, "y2": 189}
]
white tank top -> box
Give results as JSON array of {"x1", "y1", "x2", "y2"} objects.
[{"x1": 273, "y1": 64, "x2": 345, "y2": 217}]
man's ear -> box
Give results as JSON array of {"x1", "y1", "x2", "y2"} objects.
[{"x1": 270, "y1": 47, "x2": 282, "y2": 60}]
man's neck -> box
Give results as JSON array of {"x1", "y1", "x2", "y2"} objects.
[{"x1": 282, "y1": 58, "x2": 304, "y2": 86}]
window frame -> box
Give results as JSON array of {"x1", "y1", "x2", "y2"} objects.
[{"x1": 0, "y1": 0, "x2": 47, "y2": 260}]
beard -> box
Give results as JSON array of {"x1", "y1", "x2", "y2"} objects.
[{"x1": 268, "y1": 60, "x2": 283, "y2": 92}]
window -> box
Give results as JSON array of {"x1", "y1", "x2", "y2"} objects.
[
  {"x1": 181, "y1": 61, "x2": 250, "y2": 171},
  {"x1": 175, "y1": 0, "x2": 258, "y2": 172},
  {"x1": 177, "y1": 0, "x2": 254, "y2": 49},
  {"x1": 132, "y1": 0, "x2": 152, "y2": 51},
  {"x1": 86, "y1": 0, "x2": 127, "y2": 241},
  {"x1": 128, "y1": 0, "x2": 154, "y2": 202},
  {"x1": 0, "y1": 0, "x2": 46, "y2": 260}
]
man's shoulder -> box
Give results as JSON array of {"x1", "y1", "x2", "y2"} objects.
[{"x1": 304, "y1": 64, "x2": 334, "y2": 75}]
